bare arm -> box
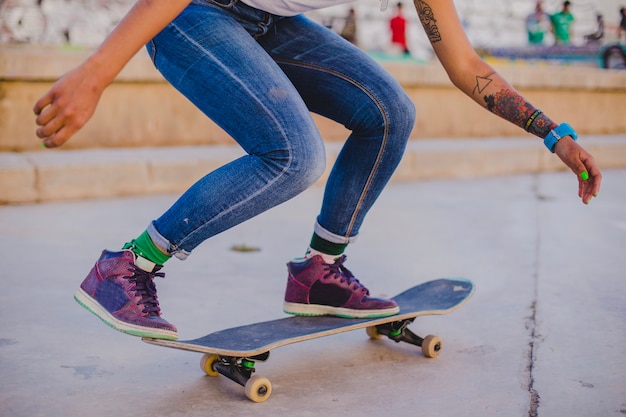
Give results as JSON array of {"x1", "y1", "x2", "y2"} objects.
[
  {"x1": 413, "y1": 0, "x2": 553, "y2": 136},
  {"x1": 412, "y1": 0, "x2": 601, "y2": 204},
  {"x1": 34, "y1": 0, "x2": 192, "y2": 148}
]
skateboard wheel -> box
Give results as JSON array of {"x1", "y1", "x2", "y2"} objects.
[
  {"x1": 421, "y1": 335, "x2": 442, "y2": 358},
  {"x1": 365, "y1": 326, "x2": 382, "y2": 340},
  {"x1": 200, "y1": 353, "x2": 221, "y2": 377},
  {"x1": 245, "y1": 375, "x2": 272, "y2": 403}
]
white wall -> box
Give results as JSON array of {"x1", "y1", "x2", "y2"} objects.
[{"x1": 1, "y1": 0, "x2": 622, "y2": 55}]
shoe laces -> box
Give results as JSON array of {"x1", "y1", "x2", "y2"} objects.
[
  {"x1": 126, "y1": 265, "x2": 165, "y2": 316},
  {"x1": 324, "y1": 255, "x2": 370, "y2": 295}
]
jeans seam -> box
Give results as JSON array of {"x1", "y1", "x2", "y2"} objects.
[
  {"x1": 170, "y1": 26, "x2": 296, "y2": 250},
  {"x1": 148, "y1": 40, "x2": 157, "y2": 62},
  {"x1": 275, "y1": 58, "x2": 390, "y2": 239}
]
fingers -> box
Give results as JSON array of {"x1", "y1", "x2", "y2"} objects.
[
  {"x1": 34, "y1": 92, "x2": 59, "y2": 139},
  {"x1": 554, "y1": 137, "x2": 602, "y2": 205},
  {"x1": 580, "y1": 167, "x2": 602, "y2": 206},
  {"x1": 33, "y1": 96, "x2": 65, "y2": 148},
  {"x1": 37, "y1": 117, "x2": 77, "y2": 148},
  {"x1": 34, "y1": 102, "x2": 60, "y2": 137},
  {"x1": 576, "y1": 155, "x2": 602, "y2": 205},
  {"x1": 40, "y1": 130, "x2": 68, "y2": 149},
  {"x1": 33, "y1": 93, "x2": 52, "y2": 116}
]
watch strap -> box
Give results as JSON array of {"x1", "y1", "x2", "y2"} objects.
[{"x1": 544, "y1": 122, "x2": 578, "y2": 153}]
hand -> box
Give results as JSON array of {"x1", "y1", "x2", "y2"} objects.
[
  {"x1": 554, "y1": 136, "x2": 602, "y2": 204},
  {"x1": 33, "y1": 63, "x2": 105, "y2": 148},
  {"x1": 32, "y1": 0, "x2": 193, "y2": 148}
]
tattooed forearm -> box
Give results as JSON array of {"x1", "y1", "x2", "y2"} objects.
[
  {"x1": 414, "y1": 0, "x2": 441, "y2": 43},
  {"x1": 483, "y1": 88, "x2": 556, "y2": 138}
]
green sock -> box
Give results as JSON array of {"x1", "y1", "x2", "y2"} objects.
[
  {"x1": 123, "y1": 230, "x2": 171, "y2": 266},
  {"x1": 309, "y1": 233, "x2": 347, "y2": 256}
]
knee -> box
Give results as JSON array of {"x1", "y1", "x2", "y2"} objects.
[
  {"x1": 386, "y1": 91, "x2": 416, "y2": 141},
  {"x1": 258, "y1": 138, "x2": 326, "y2": 192},
  {"x1": 350, "y1": 87, "x2": 415, "y2": 147},
  {"x1": 288, "y1": 146, "x2": 326, "y2": 190}
]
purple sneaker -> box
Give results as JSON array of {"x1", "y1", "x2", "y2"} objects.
[
  {"x1": 74, "y1": 249, "x2": 178, "y2": 340},
  {"x1": 283, "y1": 255, "x2": 399, "y2": 318}
]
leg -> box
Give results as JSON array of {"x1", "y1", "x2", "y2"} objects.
[
  {"x1": 75, "y1": 3, "x2": 328, "y2": 339},
  {"x1": 257, "y1": 16, "x2": 416, "y2": 318},
  {"x1": 259, "y1": 15, "x2": 416, "y2": 242},
  {"x1": 146, "y1": 3, "x2": 326, "y2": 259}
]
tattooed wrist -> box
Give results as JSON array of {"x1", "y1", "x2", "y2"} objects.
[
  {"x1": 527, "y1": 112, "x2": 556, "y2": 138},
  {"x1": 524, "y1": 109, "x2": 542, "y2": 131},
  {"x1": 482, "y1": 88, "x2": 556, "y2": 138}
]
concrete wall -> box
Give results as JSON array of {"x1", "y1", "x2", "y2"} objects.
[
  {"x1": 1, "y1": 46, "x2": 625, "y2": 204},
  {"x1": 2, "y1": 46, "x2": 626, "y2": 152}
]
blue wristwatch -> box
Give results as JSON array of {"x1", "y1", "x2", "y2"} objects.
[{"x1": 543, "y1": 122, "x2": 578, "y2": 153}]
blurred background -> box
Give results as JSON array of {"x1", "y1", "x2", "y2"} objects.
[
  {"x1": 1, "y1": 0, "x2": 625, "y2": 204},
  {"x1": 1, "y1": 0, "x2": 625, "y2": 62}
]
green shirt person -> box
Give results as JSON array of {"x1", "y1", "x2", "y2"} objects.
[
  {"x1": 551, "y1": 1, "x2": 575, "y2": 44},
  {"x1": 526, "y1": 1, "x2": 551, "y2": 45}
]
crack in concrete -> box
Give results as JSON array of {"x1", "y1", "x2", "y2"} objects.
[
  {"x1": 527, "y1": 300, "x2": 540, "y2": 417},
  {"x1": 527, "y1": 174, "x2": 542, "y2": 417}
]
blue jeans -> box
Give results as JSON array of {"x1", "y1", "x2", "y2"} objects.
[{"x1": 146, "y1": 0, "x2": 416, "y2": 260}]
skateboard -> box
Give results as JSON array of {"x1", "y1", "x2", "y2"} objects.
[{"x1": 143, "y1": 277, "x2": 474, "y2": 402}]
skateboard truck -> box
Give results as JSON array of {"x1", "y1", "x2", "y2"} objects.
[
  {"x1": 366, "y1": 319, "x2": 443, "y2": 358},
  {"x1": 200, "y1": 352, "x2": 273, "y2": 403}
]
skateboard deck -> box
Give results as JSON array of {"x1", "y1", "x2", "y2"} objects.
[{"x1": 143, "y1": 278, "x2": 474, "y2": 402}]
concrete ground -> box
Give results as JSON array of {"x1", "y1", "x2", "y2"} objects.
[{"x1": 1, "y1": 169, "x2": 624, "y2": 416}]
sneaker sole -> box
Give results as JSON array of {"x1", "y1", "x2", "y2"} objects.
[
  {"x1": 283, "y1": 302, "x2": 400, "y2": 319},
  {"x1": 74, "y1": 287, "x2": 178, "y2": 341}
]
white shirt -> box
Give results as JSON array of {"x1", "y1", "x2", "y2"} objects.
[{"x1": 241, "y1": 0, "x2": 358, "y2": 16}]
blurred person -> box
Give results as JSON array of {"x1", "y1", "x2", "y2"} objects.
[
  {"x1": 617, "y1": 7, "x2": 626, "y2": 42},
  {"x1": 551, "y1": 0, "x2": 575, "y2": 45},
  {"x1": 390, "y1": 2, "x2": 410, "y2": 54},
  {"x1": 34, "y1": 0, "x2": 601, "y2": 341},
  {"x1": 525, "y1": 1, "x2": 551, "y2": 45},
  {"x1": 340, "y1": 7, "x2": 357, "y2": 44},
  {"x1": 583, "y1": 13, "x2": 604, "y2": 43}
]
